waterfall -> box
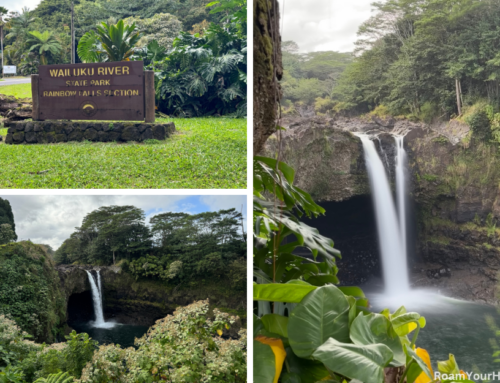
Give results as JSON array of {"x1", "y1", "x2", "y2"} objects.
[
  {"x1": 85, "y1": 270, "x2": 114, "y2": 328},
  {"x1": 358, "y1": 135, "x2": 410, "y2": 294},
  {"x1": 395, "y1": 136, "x2": 408, "y2": 262}
]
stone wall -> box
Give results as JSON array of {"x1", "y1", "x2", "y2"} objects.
[{"x1": 4, "y1": 120, "x2": 176, "y2": 144}]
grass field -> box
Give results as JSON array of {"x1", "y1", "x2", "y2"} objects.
[
  {"x1": 0, "y1": 117, "x2": 247, "y2": 189},
  {"x1": 0, "y1": 83, "x2": 31, "y2": 98}
]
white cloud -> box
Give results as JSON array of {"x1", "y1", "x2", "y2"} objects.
[
  {"x1": 280, "y1": 0, "x2": 374, "y2": 52},
  {"x1": 2, "y1": 195, "x2": 245, "y2": 249},
  {"x1": 0, "y1": 0, "x2": 41, "y2": 13}
]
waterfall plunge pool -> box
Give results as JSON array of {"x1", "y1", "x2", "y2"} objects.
[
  {"x1": 73, "y1": 270, "x2": 148, "y2": 348},
  {"x1": 70, "y1": 321, "x2": 149, "y2": 348},
  {"x1": 368, "y1": 290, "x2": 500, "y2": 374}
]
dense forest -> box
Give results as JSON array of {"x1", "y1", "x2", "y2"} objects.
[
  {"x1": 55, "y1": 205, "x2": 246, "y2": 289},
  {"x1": 0, "y1": 197, "x2": 247, "y2": 382},
  {"x1": 1, "y1": 0, "x2": 247, "y2": 117},
  {"x1": 283, "y1": 0, "x2": 500, "y2": 131},
  {"x1": 280, "y1": 41, "x2": 352, "y2": 114}
]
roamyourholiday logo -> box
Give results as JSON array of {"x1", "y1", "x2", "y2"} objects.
[{"x1": 436, "y1": 371, "x2": 500, "y2": 381}]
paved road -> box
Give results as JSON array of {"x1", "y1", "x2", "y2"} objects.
[{"x1": 0, "y1": 77, "x2": 31, "y2": 86}]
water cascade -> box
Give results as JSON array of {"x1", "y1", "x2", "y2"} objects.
[
  {"x1": 395, "y1": 136, "x2": 408, "y2": 263},
  {"x1": 85, "y1": 270, "x2": 114, "y2": 328},
  {"x1": 358, "y1": 134, "x2": 410, "y2": 295}
]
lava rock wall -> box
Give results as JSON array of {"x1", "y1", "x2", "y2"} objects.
[{"x1": 4, "y1": 121, "x2": 176, "y2": 144}]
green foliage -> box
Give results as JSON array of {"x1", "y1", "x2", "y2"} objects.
[
  {"x1": 280, "y1": 43, "x2": 352, "y2": 109},
  {"x1": 254, "y1": 156, "x2": 340, "y2": 286},
  {"x1": 0, "y1": 199, "x2": 16, "y2": 241},
  {"x1": 0, "y1": 365, "x2": 24, "y2": 383},
  {"x1": 80, "y1": 300, "x2": 246, "y2": 383},
  {"x1": 0, "y1": 242, "x2": 66, "y2": 343},
  {"x1": 123, "y1": 208, "x2": 245, "y2": 282},
  {"x1": 56, "y1": 205, "x2": 152, "y2": 265},
  {"x1": 157, "y1": 23, "x2": 246, "y2": 117},
  {"x1": 466, "y1": 109, "x2": 491, "y2": 140},
  {"x1": 124, "y1": 13, "x2": 182, "y2": 51},
  {"x1": 0, "y1": 225, "x2": 16, "y2": 245},
  {"x1": 254, "y1": 283, "x2": 467, "y2": 383},
  {"x1": 93, "y1": 20, "x2": 141, "y2": 62},
  {"x1": 332, "y1": 0, "x2": 500, "y2": 118},
  {"x1": 34, "y1": 372, "x2": 74, "y2": 383},
  {"x1": 0, "y1": 315, "x2": 38, "y2": 368},
  {"x1": 76, "y1": 31, "x2": 104, "y2": 64},
  {"x1": 0, "y1": 117, "x2": 246, "y2": 189},
  {"x1": 26, "y1": 31, "x2": 63, "y2": 66}
]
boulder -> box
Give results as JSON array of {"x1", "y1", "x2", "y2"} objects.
[
  {"x1": 84, "y1": 128, "x2": 98, "y2": 141},
  {"x1": 152, "y1": 124, "x2": 166, "y2": 140},
  {"x1": 121, "y1": 126, "x2": 140, "y2": 141}
]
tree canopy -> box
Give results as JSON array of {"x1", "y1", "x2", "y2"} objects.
[{"x1": 0, "y1": 198, "x2": 16, "y2": 242}]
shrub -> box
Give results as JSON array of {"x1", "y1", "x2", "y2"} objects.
[{"x1": 79, "y1": 300, "x2": 246, "y2": 383}]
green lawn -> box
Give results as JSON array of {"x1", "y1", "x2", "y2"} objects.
[
  {"x1": 0, "y1": 117, "x2": 247, "y2": 189},
  {"x1": 0, "y1": 83, "x2": 31, "y2": 98}
]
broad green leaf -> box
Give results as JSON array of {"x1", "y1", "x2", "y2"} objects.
[
  {"x1": 285, "y1": 347, "x2": 330, "y2": 383},
  {"x1": 254, "y1": 314, "x2": 264, "y2": 337},
  {"x1": 253, "y1": 340, "x2": 276, "y2": 383},
  {"x1": 350, "y1": 313, "x2": 405, "y2": 367},
  {"x1": 288, "y1": 285, "x2": 350, "y2": 358},
  {"x1": 406, "y1": 362, "x2": 425, "y2": 383},
  {"x1": 306, "y1": 274, "x2": 339, "y2": 286},
  {"x1": 281, "y1": 372, "x2": 302, "y2": 383},
  {"x1": 254, "y1": 283, "x2": 317, "y2": 303},
  {"x1": 392, "y1": 313, "x2": 422, "y2": 336},
  {"x1": 262, "y1": 314, "x2": 289, "y2": 338},
  {"x1": 347, "y1": 296, "x2": 357, "y2": 328},
  {"x1": 312, "y1": 338, "x2": 393, "y2": 383},
  {"x1": 338, "y1": 286, "x2": 366, "y2": 298},
  {"x1": 437, "y1": 354, "x2": 460, "y2": 375},
  {"x1": 405, "y1": 345, "x2": 433, "y2": 381}
]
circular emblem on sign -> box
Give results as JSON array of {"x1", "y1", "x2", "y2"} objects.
[{"x1": 80, "y1": 100, "x2": 98, "y2": 117}]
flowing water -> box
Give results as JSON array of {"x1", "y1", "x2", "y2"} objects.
[
  {"x1": 359, "y1": 134, "x2": 499, "y2": 378},
  {"x1": 358, "y1": 134, "x2": 409, "y2": 294},
  {"x1": 85, "y1": 270, "x2": 116, "y2": 329}
]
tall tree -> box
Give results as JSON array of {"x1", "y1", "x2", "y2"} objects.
[
  {"x1": 0, "y1": 198, "x2": 16, "y2": 241},
  {"x1": 253, "y1": 0, "x2": 282, "y2": 154}
]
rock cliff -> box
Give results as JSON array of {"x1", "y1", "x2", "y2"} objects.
[
  {"x1": 57, "y1": 265, "x2": 246, "y2": 328},
  {"x1": 265, "y1": 116, "x2": 500, "y2": 304}
]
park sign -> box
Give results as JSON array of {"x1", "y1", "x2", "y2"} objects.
[
  {"x1": 3, "y1": 66, "x2": 16, "y2": 75},
  {"x1": 32, "y1": 61, "x2": 155, "y2": 122}
]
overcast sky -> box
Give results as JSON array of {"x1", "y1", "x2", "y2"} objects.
[
  {"x1": 1, "y1": 195, "x2": 247, "y2": 250},
  {"x1": 280, "y1": 0, "x2": 374, "y2": 52},
  {"x1": 3, "y1": 0, "x2": 376, "y2": 53},
  {"x1": 0, "y1": 0, "x2": 40, "y2": 13}
]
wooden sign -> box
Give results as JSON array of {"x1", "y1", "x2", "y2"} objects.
[{"x1": 32, "y1": 61, "x2": 155, "y2": 122}]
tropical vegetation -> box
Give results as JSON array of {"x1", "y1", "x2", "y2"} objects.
[
  {"x1": 253, "y1": 156, "x2": 472, "y2": 383},
  {"x1": 0, "y1": 300, "x2": 246, "y2": 383},
  {"x1": 54, "y1": 205, "x2": 246, "y2": 290},
  {"x1": 1, "y1": 0, "x2": 246, "y2": 118}
]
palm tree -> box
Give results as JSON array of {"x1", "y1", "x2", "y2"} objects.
[
  {"x1": 26, "y1": 30, "x2": 62, "y2": 65},
  {"x1": 95, "y1": 20, "x2": 141, "y2": 62},
  {"x1": 6, "y1": 7, "x2": 35, "y2": 44}
]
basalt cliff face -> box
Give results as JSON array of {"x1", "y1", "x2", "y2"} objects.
[
  {"x1": 265, "y1": 116, "x2": 500, "y2": 304},
  {"x1": 57, "y1": 265, "x2": 246, "y2": 331}
]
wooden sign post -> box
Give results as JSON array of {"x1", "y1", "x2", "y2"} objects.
[{"x1": 32, "y1": 61, "x2": 155, "y2": 122}]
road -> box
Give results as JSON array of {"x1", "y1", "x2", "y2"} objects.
[{"x1": 0, "y1": 77, "x2": 31, "y2": 86}]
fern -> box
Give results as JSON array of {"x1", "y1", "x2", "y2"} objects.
[{"x1": 34, "y1": 372, "x2": 74, "y2": 383}]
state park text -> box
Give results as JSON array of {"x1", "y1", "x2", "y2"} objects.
[{"x1": 32, "y1": 61, "x2": 155, "y2": 121}]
